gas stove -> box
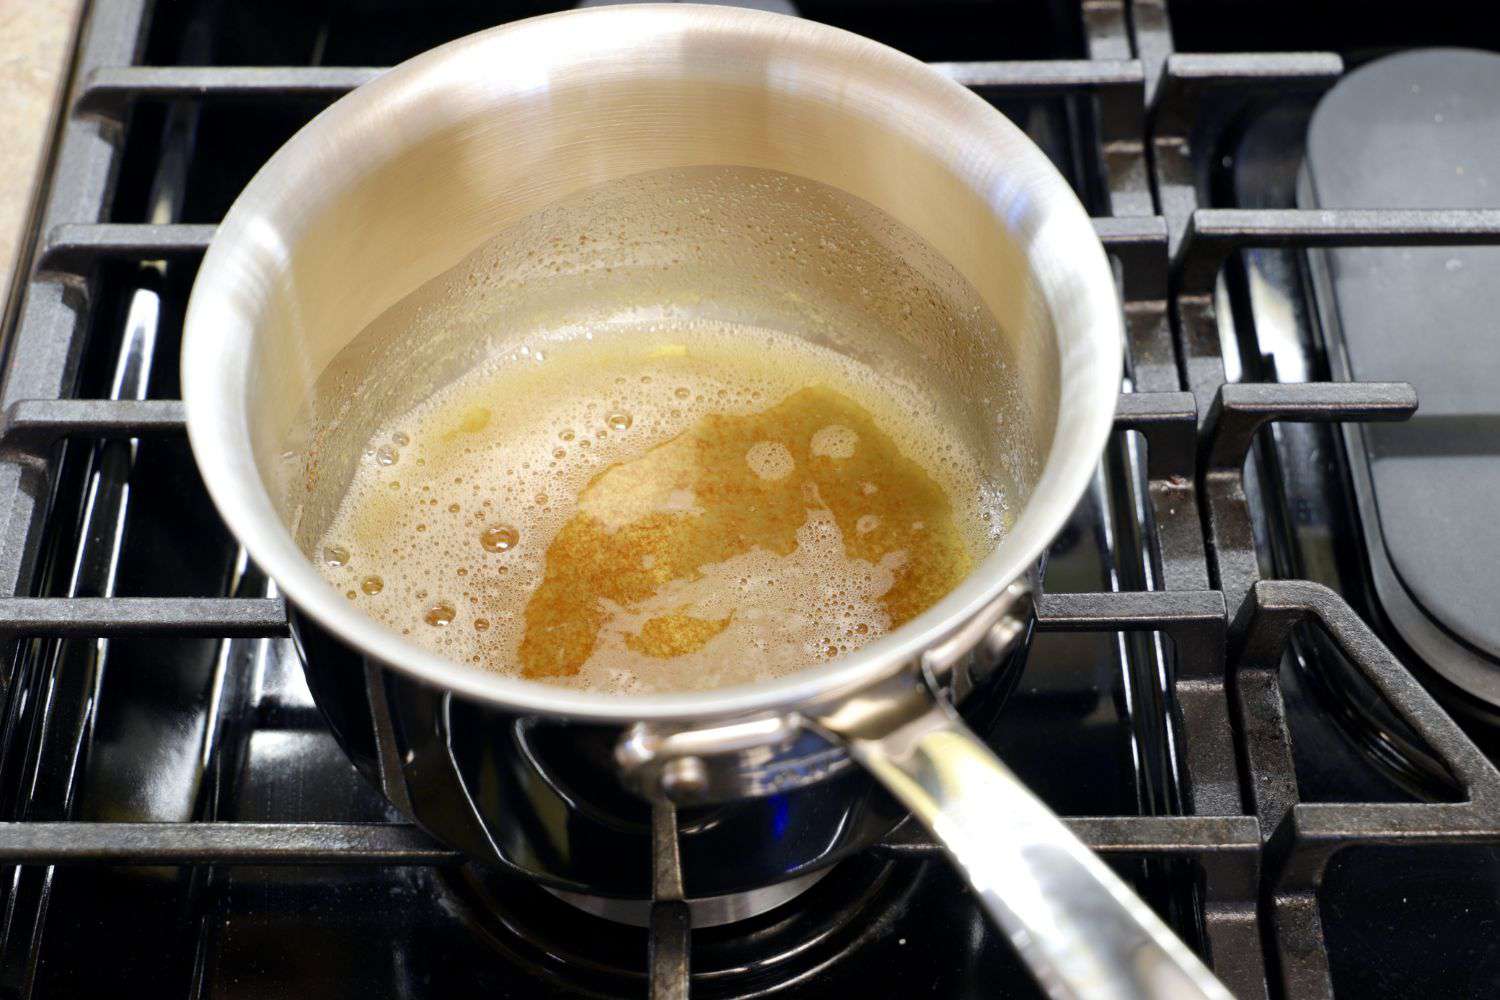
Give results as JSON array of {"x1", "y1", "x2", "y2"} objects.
[{"x1": 2, "y1": 1, "x2": 1499, "y2": 997}]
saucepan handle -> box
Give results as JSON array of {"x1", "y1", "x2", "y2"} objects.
[{"x1": 834, "y1": 683, "x2": 1232, "y2": 1000}]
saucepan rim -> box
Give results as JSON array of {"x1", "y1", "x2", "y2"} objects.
[{"x1": 181, "y1": 3, "x2": 1122, "y2": 724}]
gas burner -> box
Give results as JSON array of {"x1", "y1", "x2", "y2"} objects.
[
  {"x1": 444, "y1": 854, "x2": 919, "y2": 998},
  {"x1": 545, "y1": 868, "x2": 834, "y2": 929}
]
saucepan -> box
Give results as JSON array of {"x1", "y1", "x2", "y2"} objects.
[{"x1": 181, "y1": 5, "x2": 1228, "y2": 997}]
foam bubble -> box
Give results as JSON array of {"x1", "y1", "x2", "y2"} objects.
[
  {"x1": 745, "y1": 441, "x2": 795, "y2": 481},
  {"x1": 810, "y1": 424, "x2": 858, "y2": 459},
  {"x1": 480, "y1": 525, "x2": 519, "y2": 552}
]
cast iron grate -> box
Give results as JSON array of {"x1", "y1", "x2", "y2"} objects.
[{"x1": 1, "y1": 2, "x2": 1497, "y2": 998}]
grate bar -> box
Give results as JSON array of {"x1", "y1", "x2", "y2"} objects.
[
  {"x1": 76, "y1": 61, "x2": 1145, "y2": 117},
  {"x1": 1, "y1": 399, "x2": 185, "y2": 448},
  {"x1": 0, "y1": 597, "x2": 288, "y2": 638},
  {"x1": 1114, "y1": 388, "x2": 1201, "y2": 593},
  {"x1": 1157, "y1": 52, "x2": 1345, "y2": 86},
  {"x1": 1095, "y1": 217, "x2": 1168, "y2": 246},
  {"x1": 1202, "y1": 381, "x2": 1417, "y2": 474},
  {"x1": 38, "y1": 223, "x2": 214, "y2": 272},
  {"x1": 0, "y1": 814, "x2": 1257, "y2": 865},
  {"x1": 648, "y1": 902, "x2": 692, "y2": 1000},
  {"x1": 0, "y1": 822, "x2": 454, "y2": 864},
  {"x1": 1036, "y1": 589, "x2": 1224, "y2": 632},
  {"x1": 877, "y1": 814, "x2": 1260, "y2": 857},
  {"x1": 932, "y1": 59, "x2": 1142, "y2": 89},
  {"x1": 1177, "y1": 207, "x2": 1500, "y2": 295},
  {"x1": 31, "y1": 217, "x2": 1160, "y2": 280},
  {"x1": 1097, "y1": 216, "x2": 1168, "y2": 304},
  {"x1": 1290, "y1": 802, "x2": 1500, "y2": 843},
  {"x1": 1201, "y1": 381, "x2": 1417, "y2": 614},
  {"x1": 1094, "y1": 215, "x2": 1169, "y2": 246},
  {"x1": 1069, "y1": 814, "x2": 1260, "y2": 850},
  {"x1": 77, "y1": 66, "x2": 384, "y2": 115},
  {"x1": 35, "y1": 217, "x2": 1163, "y2": 271},
  {"x1": 1152, "y1": 53, "x2": 1344, "y2": 134},
  {"x1": 1116, "y1": 390, "x2": 1196, "y2": 477}
]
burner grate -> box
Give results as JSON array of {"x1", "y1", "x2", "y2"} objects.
[{"x1": 2, "y1": 2, "x2": 1499, "y2": 998}]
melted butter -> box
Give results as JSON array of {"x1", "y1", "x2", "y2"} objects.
[{"x1": 313, "y1": 321, "x2": 1007, "y2": 694}]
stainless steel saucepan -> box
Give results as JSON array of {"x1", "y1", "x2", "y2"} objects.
[{"x1": 182, "y1": 6, "x2": 1229, "y2": 997}]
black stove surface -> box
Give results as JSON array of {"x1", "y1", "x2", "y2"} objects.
[{"x1": 5, "y1": 1, "x2": 1500, "y2": 998}]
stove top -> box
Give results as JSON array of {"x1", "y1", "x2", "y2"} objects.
[{"x1": 3, "y1": 2, "x2": 1500, "y2": 997}]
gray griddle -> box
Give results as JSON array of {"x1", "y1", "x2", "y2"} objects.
[{"x1": 1301, "y1": 48, "x2": 1500, "y2": 700}]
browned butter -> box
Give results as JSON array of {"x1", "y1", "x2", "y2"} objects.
[{"x1": 314, "y1": 322, "x2": 1006, "y2": 694}]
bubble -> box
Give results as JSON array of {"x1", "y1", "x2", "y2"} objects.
[
  {"x1": 559, "y1": 429, "x2": 575, "y2": 441},
  {"x1": 391, "y1": 431, "x2": 410, "y2": 446},
  {"x1": 448, "y1": 503, "x2": 460, "y2": 513},
  {"x1": 361, "y1": 575, "x2": 384, "y2": 595},
  {"x1": 376, "y1": 444, "x2": 400, "y2": 466},
  {"x1": 481, "y1": 525, "x2": 519, "y2": 552},
  {"x1": 674, "y1": 387, "x2": 691, "y2": 399},
  {"x1": 322, "y1": 544, "x2": 350, "y2": 568},
  {"x1": 553, "y1": 448, "x2": 567, "y2": 460},
  {"x1": 346, "y1": 590, "x2": 357, "y2": 600},
  {"x1": 474, "y1": 618, "x2": 491, "y2": 631},
  {"x1": 745, "y1": 441, "x2": 794, "y2": 481},
  {"x1": 424, "y1": 601, "x2": 456, "y2": 627},
  {"x1": 810, "y1": 425, "x2": 858, "y2": 459},
  {"x1": 606, "y1": 411, "x2": 632, "y2": 431}
]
